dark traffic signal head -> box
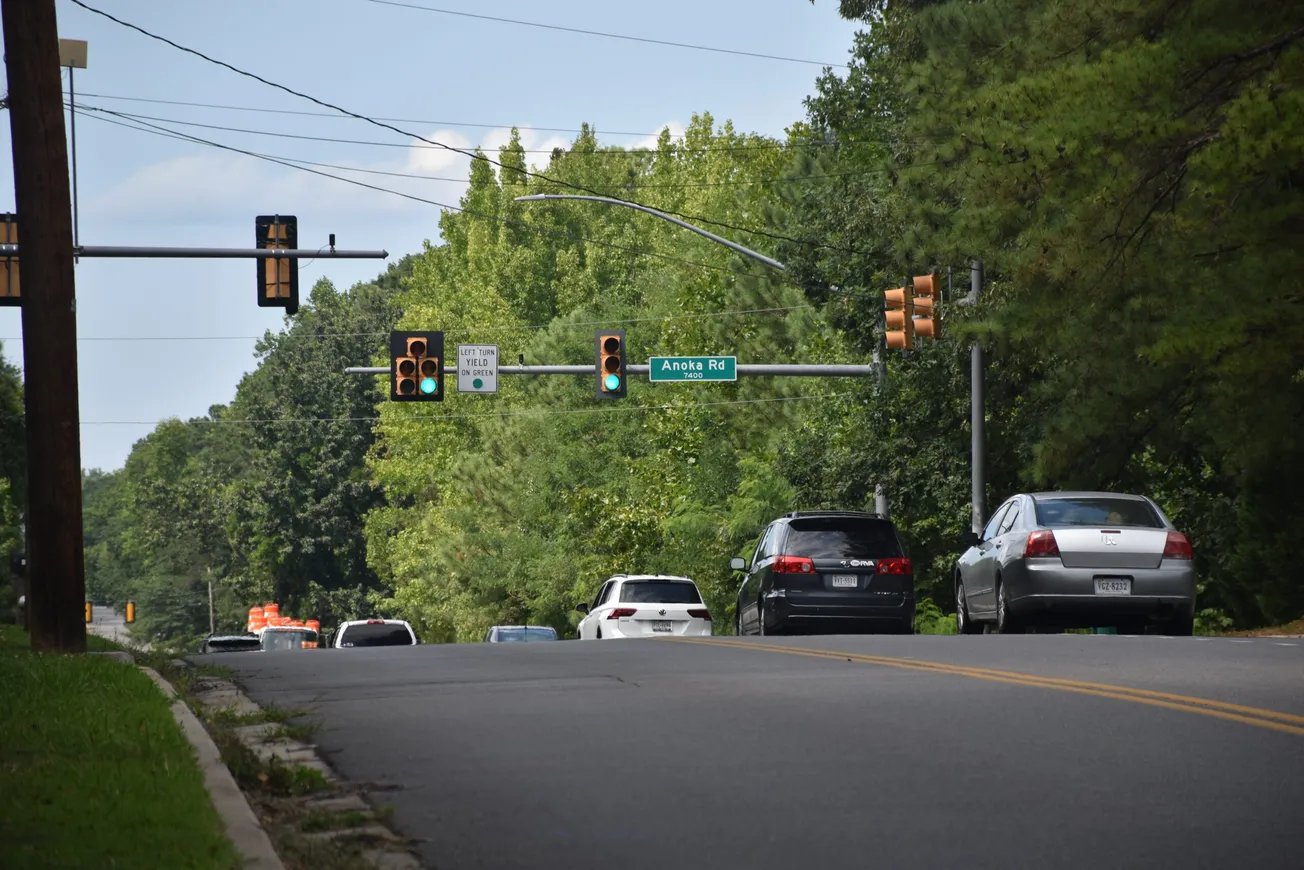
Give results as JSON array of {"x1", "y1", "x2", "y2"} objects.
[
  {"x1": 595, "y1": 329, "x2": 627, "y2": 399},
  {"x1": 256, "y1": 214, "x2": 300, "y2": 316},
  {"x1": 390, "y1": 331, "x2": 444, "y2": 401}
]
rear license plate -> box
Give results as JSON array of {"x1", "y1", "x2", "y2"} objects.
[
  {"x1": 1094, "y1": 578, "x2": 1132, "y2": 596},
  {"x1": 651, "y1": 620, "x2": 672, "y2": 633},
  {"x1": 830, "y1": 574, "x2": 858, "y2": 588}
]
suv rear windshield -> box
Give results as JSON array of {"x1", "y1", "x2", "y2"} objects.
[
  {"x1": 619, "y1": 581, "x2": 703, "y2": 604},
  {"x1": 783, "y1": 517, "x2": 903, "y2": 559},
  {"x1": 1033, "y1": 497, "x2": 1163, "y2": 529},
  {"x1": 338, "y1": 623, "x2": 414, "y2": 647}
]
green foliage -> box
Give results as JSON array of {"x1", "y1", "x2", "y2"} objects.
[{"x1": 78, "y1": 4, "x2": 1303, "y2": 637}]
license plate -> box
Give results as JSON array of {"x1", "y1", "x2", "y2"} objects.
[
  {"x1": 1094, "y1": 578, "x2": 1132, "y2": 596},
  {"x1": 830, "y1": 574, "x2": 858, "y2": 588},
  {"x1": 651, "y1": 620, "x2": 672, "y2": 633}
]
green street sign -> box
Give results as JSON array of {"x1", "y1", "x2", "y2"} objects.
[{"x1": 648, "y1": 355, "x2": 737, "y2": 383}]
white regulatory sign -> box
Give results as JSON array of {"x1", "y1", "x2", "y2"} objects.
[{"x1": 456, "y1": 344, "x2": 499, "y2": 394}]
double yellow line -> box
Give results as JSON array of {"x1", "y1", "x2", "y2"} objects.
[{"x1": 669, "y1": 636, "x2": 1304, "y2": 738}]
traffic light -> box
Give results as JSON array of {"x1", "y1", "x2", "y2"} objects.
[
  {"x1": 84, "y1": 601, "x2": 92, "y2": 623},
  {"x1": 595, "y1": 329, "x2": 627, "y2": 399},
  {"x1": 256, "y1": 214, "x2": 299, "y2": 315},
  {"x1": 125, "y1": 601, "x2": 136, "y2": 624},
  {"x1": 0, "y1": 214, "x2": 18, "y2": 307},
  {"x1": 389, "y1": 331, "x2": 444, "y2": 401},
  {"x1": 884, "y1": 283, "x2": 914, "y2": 349},
  {"x1": 912, "y1": 273, "x2": 940, "y2": 341}
]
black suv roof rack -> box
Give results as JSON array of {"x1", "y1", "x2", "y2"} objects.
[{"x1": 783, "y1": 510, "x2": 885, "y2": 520}]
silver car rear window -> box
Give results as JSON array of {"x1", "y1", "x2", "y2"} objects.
[{"x1": 1033, "y1": 497, "x2": 1163, "y2": 528}]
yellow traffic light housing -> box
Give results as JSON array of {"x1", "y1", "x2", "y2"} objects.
[
  {"x1": 0, "y1": 214, "x2": 18, "y2": 307},
  {"x1": 884, "y1": 284, "x2": 914, "y2": 349},
  {"x1": 390, "y1": 331, "x2": 444, "y2": 401},
  {"x1": 125, "y1": 601, "x2": 136, "y2": 624},
  {"x1": 595, "y1": 329, "x2": 627, "y2": 399},
  {"x1": 256, "y1": 214, "x2": 300, "y2": 315},
  {"x1": 84, "y1": 601, "x2": 92, "y2": 623},
  {"x1": 912, "y1": 273, "x2": 940, "y2": 341}
]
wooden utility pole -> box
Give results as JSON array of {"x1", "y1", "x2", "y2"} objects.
[{"x1": 3, "y1": 0, "x2": 87, "y2": 653}]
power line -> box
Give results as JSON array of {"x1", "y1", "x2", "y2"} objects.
[
  {"x1": 363, "y1": 0, "x2": 849, "y2": 69},
  {"x1": 65, "y1": 90, "x2": 710, "y2": 141},
  {"x1": 66, "y1": 2, "x2": 863, "y2": 261},
  {"x1": 78, "y1": 104, "x2": 877, "y2": 258},
  {"x1": 74, "y1": 106, "x2": 796, "y2": 287},
  {"x1": 0, "y1": 305, "x2": 817, "y2": 343},
  {"x1": 86, "y1": 107, "x2": 827, "y2": 156},
  {"x1": 74, "y1": 102, "x2": 881, "y2": 189},
  {"x1": 56, "y1": 392, "x2": 855, "y2": 426}
]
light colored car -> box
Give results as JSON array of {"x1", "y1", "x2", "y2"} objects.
[
  {"x1": 954, "y1": 491, "x2": 1196, "y2": 635},
  {"x1": 332, "y1": 618, "x2": 419, "y2": 648},
  {"x1": 575, "y1": 575, "x2": 713, "y2": 639}
]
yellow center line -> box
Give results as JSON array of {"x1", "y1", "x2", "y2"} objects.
[{"x1": 666, "y1": 637, "x2": 1304, "y2": 738}]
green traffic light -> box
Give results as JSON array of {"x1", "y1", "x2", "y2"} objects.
[
  {"x1": 604, "y1": 374, "x2": 621, "y2": 391},
  {"x1": 420, "y1": 377, "x2": 438, "y2": 394}
]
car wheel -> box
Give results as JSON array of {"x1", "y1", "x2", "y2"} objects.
[
  {"x1": 956, "y1": 581, "x2": 983, "y2": 635},
  {"x1": 757, "y1": 603, "x2": 768, "y2": 636},
  {"x1": 996, "y1": 580, "x2": 1023, "y2": 634},
  {"x1": 735, "y1": 613, "x2": 743, "y2": 637},
  {"x1": 596, "y1": 626, "x2": 602, "y2": 640}
]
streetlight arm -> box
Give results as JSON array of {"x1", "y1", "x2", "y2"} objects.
[{"x1": 514, "y1": 194, "x2": 786, "y2": 273}]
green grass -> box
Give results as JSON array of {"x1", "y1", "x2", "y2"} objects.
[{"x1": 0, "y1": 626, "x2": 240, "y2": 870}]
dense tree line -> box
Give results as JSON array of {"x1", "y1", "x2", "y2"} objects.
[{"x1": 40, "y1": 0, "x2": 1304, "y2": 645}]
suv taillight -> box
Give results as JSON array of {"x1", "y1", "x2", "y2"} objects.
[
  {"x1": 1024, "y1": 530, "x2": 1060, "y2": 558},
  {"x1": 874, "y1": 557, "x2": 912, "y2": 575},
  {"x1": 606, "y1": 608, "x2": 638, "y2": 620},
  {"x1": 1163, "y1": 532, "x2": 1193, "y2": 560},
  {"x1": 688, "y1": 609, "x2": 712, "y2": 620},
  {"x1": 774, "y1": 555, "x2": 816, "y2": 574}
]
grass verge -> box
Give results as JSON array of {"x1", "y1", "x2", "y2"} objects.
[{"x1": 0, "y1": 625, "x2": 240, "y2": 870}]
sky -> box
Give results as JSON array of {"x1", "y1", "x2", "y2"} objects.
[{"x1": 0, "y1": 0, "x2": 862, "y2": 472}]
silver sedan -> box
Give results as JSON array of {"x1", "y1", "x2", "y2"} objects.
[{"x1": 954, "y1": 491, "x2": 1197, "y2": 635}]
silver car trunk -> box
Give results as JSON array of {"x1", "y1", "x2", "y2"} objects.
[{"x1": 1050, "y1": 528, "x2": 1168, "y2": 570}]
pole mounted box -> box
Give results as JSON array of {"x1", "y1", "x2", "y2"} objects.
[
  {"x1": 595, "y1": 329, "x2": 627, "y2": 399},
  {"x1": 256, "y1": 215, "x2": 299, "y2": 315},
  {"x1": 390, "y1": 330, "x2": 444, "y2": 401},
  {"x1": 0, "y1": 214, "x2": 18, "y2": 307}
]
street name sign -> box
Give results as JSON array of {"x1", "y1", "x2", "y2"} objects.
[
  {"x1": 457, "y1": 344, "x2": 499, "y2": 393},
  {"x1": 648, "y1": 355, "x2": 737, "y2": 383}
]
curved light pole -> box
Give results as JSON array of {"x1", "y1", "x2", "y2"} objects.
[{"x1": 513, "y1": 193, "x2": 787, "y2": 273}]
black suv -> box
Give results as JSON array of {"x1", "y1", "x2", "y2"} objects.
[{"x1": 731, "y1": 511, "x2": 915, "y2": 635}]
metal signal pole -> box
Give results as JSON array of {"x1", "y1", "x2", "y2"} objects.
[{"x1": 3, "y1": 0, "x2": 87, "y2": 652}]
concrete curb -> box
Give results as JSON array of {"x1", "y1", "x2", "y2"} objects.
[{"x1": 139, "y1": 666, "x2": 287, "y2": 870}]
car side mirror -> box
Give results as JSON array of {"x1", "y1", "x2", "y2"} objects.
[
  {"x1": 730, "y1": 557, "x2": 746, "y2": 571},
  {"x1": 962, "y1": 531, "x2": 981, "y2": 548},
  {"x1": 575, "y1": 603, "x2": 590, "y2": 615}
]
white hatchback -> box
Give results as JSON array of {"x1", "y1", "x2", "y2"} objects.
[{"x1": 575, "y1": 575, "x2": 713, "y2": 640}]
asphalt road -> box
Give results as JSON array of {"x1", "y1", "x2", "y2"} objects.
[{"x1": 199, "y1": 634, "x2": 1304, "y2": 870}]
